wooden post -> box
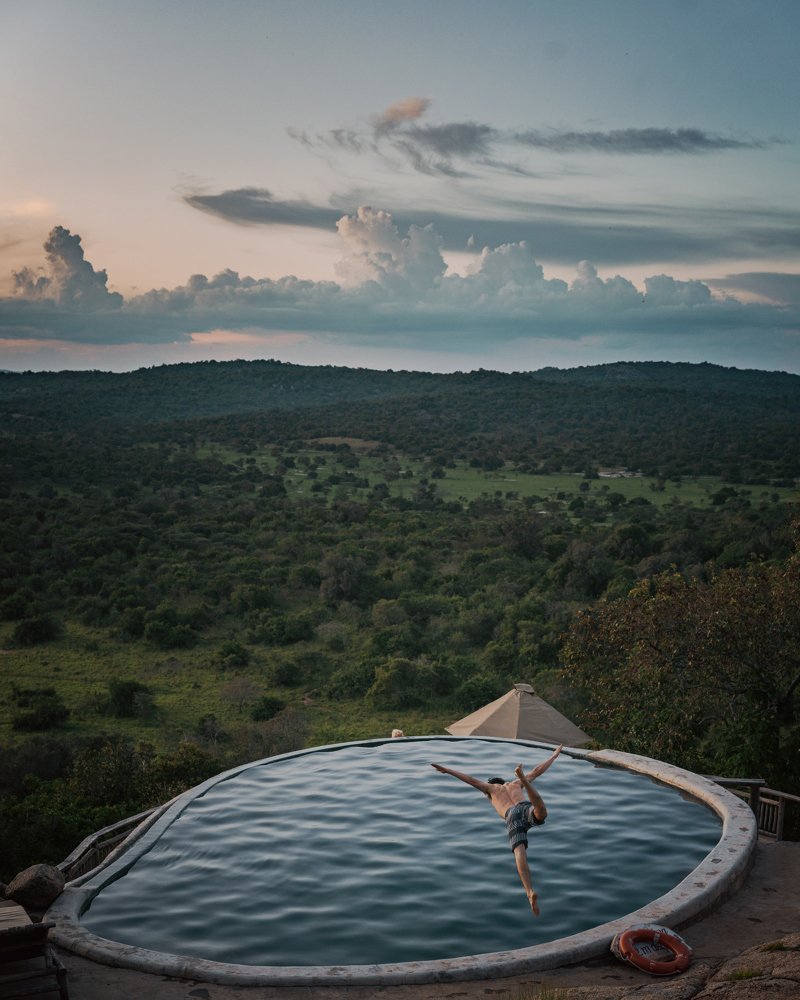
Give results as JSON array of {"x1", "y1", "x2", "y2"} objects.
[
  {"x1": 750, "y1": 785, "x2": 761, "y2": 827},
  {"x1": 777, "y1": 797, "x2": 786, "y2": 842}
]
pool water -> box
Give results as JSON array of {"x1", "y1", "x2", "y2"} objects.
[{"x1": 82, "y1": 739, "x2": 721, "y2": 966}]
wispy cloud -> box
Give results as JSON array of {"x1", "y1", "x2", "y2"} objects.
[
  {"x1": 513, "y1": 128, "x2": 765, "y2": 155},
  {"x1": 183, "y1": 186, "x2": 800, "y2": 267},
  {"x1": 2, "y1": 217, "x2": 798, "y2": 352},
  {"x1": 289, "y1": 97, "x2": 777, "y2": 178},
  {"x1": 704, "y1": 271, "x2": 800, "y2": 304}
]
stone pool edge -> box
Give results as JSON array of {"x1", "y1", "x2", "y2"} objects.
[{"x1": 45, "y1": 740, "x2": 758, "y2": 987}]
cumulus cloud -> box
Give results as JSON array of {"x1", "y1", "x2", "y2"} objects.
[
  {"x1": 12, "y1": 226, "x2": 122, "y2": 310},
  {"x1": 289, "y1": 97, "x2": 776, "y2": 177},
  {"x1": 2, "y1": 215, "x2": 798, "y2": 348}
]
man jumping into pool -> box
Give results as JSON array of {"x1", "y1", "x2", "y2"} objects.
[{"x1": 430, "y1": 744, "x2": 562, "y2": 915}]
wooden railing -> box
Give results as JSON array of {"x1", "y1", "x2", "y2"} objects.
[
  {"x1": 704, "y1": 776, "x2": 800, "y2": 841},
  {"x1": 56, "y1": 808, "x2": 159, "y2": 882}
]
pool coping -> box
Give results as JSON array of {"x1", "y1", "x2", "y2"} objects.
[{"x1": 46, "y1": 736, "x2": 758, "y2": 986}]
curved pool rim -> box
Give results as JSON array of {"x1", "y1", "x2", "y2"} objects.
[{"x1": 46, "y1": 737, "x2": 758, "y2": 986}]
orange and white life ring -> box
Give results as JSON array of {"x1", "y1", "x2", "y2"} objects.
[{"x1": 615, "y1": 926, "x2": 691, "y2": 976}]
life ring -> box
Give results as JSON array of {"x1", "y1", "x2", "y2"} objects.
[{"x1": 617, "y1": 927, "x2": 691, "y2": 976}]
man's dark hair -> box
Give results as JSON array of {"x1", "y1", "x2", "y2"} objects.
[{"x1": 487, "y1": 776, "x2": 505, "y2": 785}]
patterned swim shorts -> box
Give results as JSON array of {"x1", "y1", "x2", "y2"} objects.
[{"x1": 505, "y1": 800, "x2": 545, "y2": 851}]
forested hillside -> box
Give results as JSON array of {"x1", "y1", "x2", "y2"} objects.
[{"x1": 1, "y1": 358, "x2": 798, "y2": 879}]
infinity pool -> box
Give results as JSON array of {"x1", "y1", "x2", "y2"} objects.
[{"x1": 82, "y1": 739, "x2": 721, "y2": 966}]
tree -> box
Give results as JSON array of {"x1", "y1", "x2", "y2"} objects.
[{"x1": 561, "y1": 519, "x2": 800, "y2": 789}]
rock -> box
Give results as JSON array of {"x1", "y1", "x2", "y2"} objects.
[{"x1": 5, "y1": 864, "x2": 65, "y2": 910}]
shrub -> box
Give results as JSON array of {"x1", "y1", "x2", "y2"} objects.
[
  {"x1": 144, "y1": 620, "x2": 199, "y2": 649},
  {"x1": 11, "y1": 615, "x2": 62, "y2": 647},
  {"x1": 368, "y1": 657, "x2": 431, "y2": 708},
  {"x1": 251, "y1": 695, "x2": 285, "y2": 722},
  {"x1": 0, "y1": 587, "x2": 35, "y2": 621},
  {"x1": 247, "y1": 612, "x2": 313, "y2": 646},
  {"x1": 10, "y1": 685, "x2": 70, "y2": 731},
  {"x1": 216, "y1": 641, "x2": 251, "y2": 669},
  {"x1": 289, "y1": 565, "x2": 321, "y2": 589},
  {"x1": 116, "y1": 605, "x2": 147, "y2": 640},
  {"x1": 454, "y1": 675, "x2": 504, "y2": 713},
  {"x1": 107, "y1": 679, "x2": 152, "y2": 718},
  {"x1": 268, "y1": 657, "x2": 309, "y2": 687},
  {"x1": 326, "y1": 661, "x2": 377, "y2": 700}
]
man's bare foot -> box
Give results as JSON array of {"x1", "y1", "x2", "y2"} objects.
[
  {"x1": 514, "y1": 763, "x2": 525, "y2": 780},
  {"x1": 528, "y1": 891, "x2": 539, "y2": 916}
]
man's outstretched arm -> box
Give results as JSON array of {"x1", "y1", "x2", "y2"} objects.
[
  {"x1": 430, "y1": 763, "x2": 493, "y2": 794},
  {"x1": 522, "y1": 744, "x2": 563, "y2": 784}
]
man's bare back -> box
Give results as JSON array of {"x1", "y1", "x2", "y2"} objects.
[{"x1": 431, "y1": 745, "x2": 563, "y2": 915}]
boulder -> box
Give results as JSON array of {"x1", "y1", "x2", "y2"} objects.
[{"x1": 5, "y1": 864, "x2": 65, "y2": 910}]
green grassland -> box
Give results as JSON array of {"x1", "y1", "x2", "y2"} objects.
[
  {"x1": 0, "y1": 620, "x2": 458, "y2": 749},
  {"x1": 194, "y1": 440, "x2": 798, "y2": 510}
]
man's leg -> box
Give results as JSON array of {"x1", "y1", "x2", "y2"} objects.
[
  {"x1": 514, "y1": 764, "x2": 547, "y2": 823},
  {"x1": 513, "y1": 844, "x2": 539, "y2": 915}
]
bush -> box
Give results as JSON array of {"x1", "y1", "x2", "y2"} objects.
[
  {"x1": 10, "y1": 685, "x2": 70, "y2": 731},
  {"x1": 107, "y1": 679, "x2": 152, "y2": 718},
  {"x1": 116, "y1": 605, "x2": 147, "y2": 640},
  {"x1": 289, "y1": 565, "x2": 321, "y2": 589},
  {"x1": 326, "y1": 661, "x2": 377, "y2": 700},
  {"x1": 11, "y1": 615, "x2": 62, "y2": 647},
  {"x1": 454, "y1": 675, "x2": 504, "y2": 713},
  {"x1": 144, "y1": 620, "x2": 199, "y2": 649},
  {"x1": 367, "y1": 657, "x2": 454, "y2": 706},
  {"x1": 247, "y1": 612, "x2": 313, "y2": 646},
  {"x1": 268, "y1": 657, "x2": 309, "y2": 687},
  {"x1": 0, "y1": 587, "x2": 35, "y2": 621},
  {"x1": 251, "y1": 695, "x2": 285, "y2": 722},
  {"x1": 216, "y1": 641, "x2": 251, "y2": 669}
]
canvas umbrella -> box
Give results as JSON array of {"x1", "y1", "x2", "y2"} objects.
[{"x1": 445, "y1": 683, "x2": 591, "y2": 746}]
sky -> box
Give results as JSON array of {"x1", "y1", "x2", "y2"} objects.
[{"x1": 1, "y1": 0, "x2": 799, "y2": 375}]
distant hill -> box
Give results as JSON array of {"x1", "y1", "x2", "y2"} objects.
[
  {"x1": 1, "y1": 359, "x2": 798, "y2": 429},
  {"x1": 530, "y1": 361, "x2": 800, "y2": 397}
]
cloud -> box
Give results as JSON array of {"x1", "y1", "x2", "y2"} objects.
[
  {"x1": 184, "y1": 186, "x2": 800, "y2": 268},
  {"x1": 513, "y1": 128, "x2": 765, "y2": 154},
  {"x1": 2, "y1": 216, "x2": 799, "y2": 352},
  {"x1": 12, "y1": 226, "x2": 122, "y2": 310},
  {"x1": 185, "y1": 187, "x2": 343, "y2": 230},
  {"x1": 289, "y1": 97, "x2": 777, "y2": 177},
  {"x1": 704, "y1": 272, "x2": 800, "y2": 304},
  {"x1": 372, "y1": 96, "x2": 432, "y2": 131}
]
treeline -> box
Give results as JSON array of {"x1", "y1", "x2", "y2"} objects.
[{"x1": 3, "y1": 385, "x2": 799, "y2": 493}]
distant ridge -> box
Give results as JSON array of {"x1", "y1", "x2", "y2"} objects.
[
  {"x1": 530, "y1": 360, "x2": 800, "y2": 397},
  {"x1": 1, "y1": 358, "x2": 798, "y2": 429}
]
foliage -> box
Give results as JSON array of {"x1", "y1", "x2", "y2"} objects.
[
  {"x1": 9, "y1": 684, "x2": 70, "y2": 731},
  {"x1": 106, "y1": 679, "x2": 153, "y2": 719},
  {"x1": 11, "y1": 616, "x2": 62, "y2": 647},
  {"x1": 251, "y1": 695, "x2": 285, "y2": 722},
  {"x1": 562, "y1": 524, "x2": 800, "y2": 795},
  {"x1": 454, "y1": 675, "x2": 504, "y2": 713}
]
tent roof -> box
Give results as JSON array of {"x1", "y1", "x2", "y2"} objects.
[{"x1": 445, "y1": 684, "x2": 591, "y2": 746}]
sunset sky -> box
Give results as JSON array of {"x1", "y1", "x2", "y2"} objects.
[{"x1": 2, "y1": 0, "x2": 799, "y2": 373}]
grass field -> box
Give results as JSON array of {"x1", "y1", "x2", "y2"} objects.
[
  {"x1": 0, "y1": 619, "x2": 457, "y2": 750},
  {"x1": 196, "y1": 441, "x2": 798, "y2": 510}
]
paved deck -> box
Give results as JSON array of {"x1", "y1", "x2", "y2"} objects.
[{"x1": 52, "y1": 841, "x2": 800, "y2": 1000}]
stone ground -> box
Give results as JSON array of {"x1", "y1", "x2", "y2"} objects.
[{"x1": 39, "y1": 841, "x2": 800, "y2": 1000}]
